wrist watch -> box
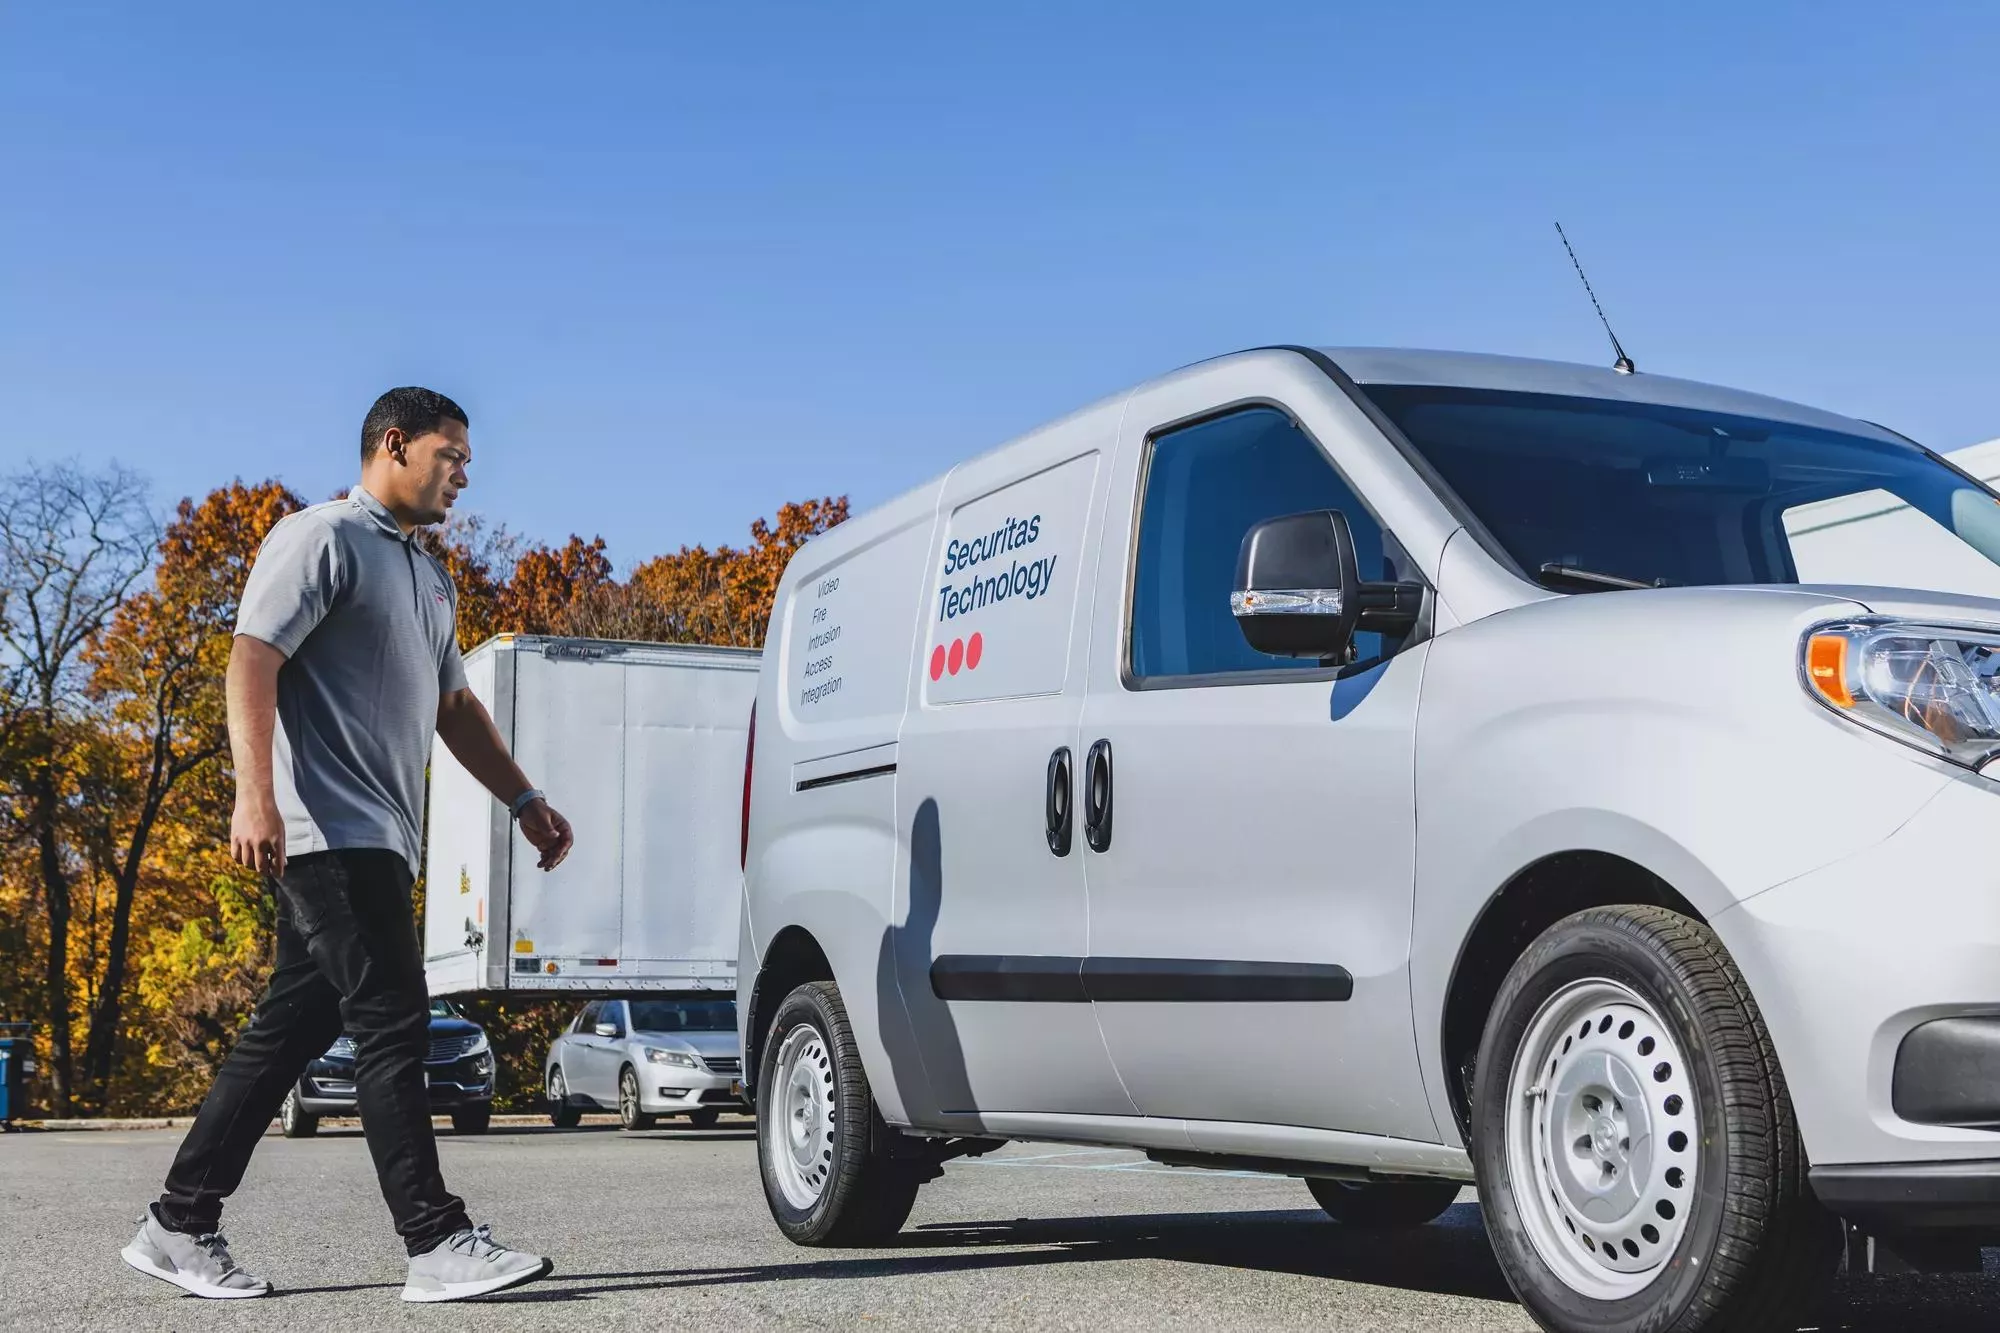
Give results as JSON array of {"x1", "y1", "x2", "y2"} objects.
[{"x1": 510, "y1": 788, "x2": 546, "y2": 821}]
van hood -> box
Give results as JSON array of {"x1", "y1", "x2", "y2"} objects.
[{"x1": 1795, "y1": 584, "x2": 2000, "y2": 628}]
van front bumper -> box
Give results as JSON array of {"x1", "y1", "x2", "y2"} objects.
[
  {"x1": 1716, "y1": 771, "x2": 2000, "y2": 1237},
  {"x1": 1811, "y1": 1160, "x2": 2000, "y2": 1233}
]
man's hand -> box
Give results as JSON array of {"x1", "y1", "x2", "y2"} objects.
[
  {"x1": 231, "y1": 795, "x2": 288, "y2": 879},
  {"x1": 519, "y1": 798, "x2": 574, "y2": 871}
]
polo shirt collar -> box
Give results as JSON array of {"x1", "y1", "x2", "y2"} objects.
[{"x1": 351, "y1": 486, "x2": 413, "y2": 542}]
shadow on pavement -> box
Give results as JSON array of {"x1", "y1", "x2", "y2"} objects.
[
  {"x1": 468, "y1": 1204, "x2": 1510, "y2": 1307},
  {"x1": 435, "y1": 1202, "x2": 2000, "y2": 1328}
]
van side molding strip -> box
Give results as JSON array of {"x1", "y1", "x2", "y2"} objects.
[
  {"x1": 930, "y1": 955, "x2": 1353, "y2": 1003},
  {"x1": 794, "y1": 764, "x2": 897, "y2": 793}
]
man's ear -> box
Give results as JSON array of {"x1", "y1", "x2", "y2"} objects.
[{"x1": 382, "y1": 427, "x2": 408, "y2": 464}]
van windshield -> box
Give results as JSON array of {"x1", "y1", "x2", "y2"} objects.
[{"x1": 1359, "y1": 385, "x2": 2000, "y2": 599}]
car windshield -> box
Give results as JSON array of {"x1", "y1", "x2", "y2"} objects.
[
  {"x1": 1359, "y1": 385, "x2": 2000, "y2": 599},
  {"x1": 428, "y1": 999, "x2": 458, "y2": 1019},
  {"x1": 628, "y1": 999, "x2": 736, "y2": 1033}
]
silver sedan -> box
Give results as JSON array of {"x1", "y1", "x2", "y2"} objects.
[{"x1": 544, "y1": 997, "x2": 748, "y2": 1130}]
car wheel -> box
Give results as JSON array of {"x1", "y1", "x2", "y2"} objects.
[
  {"x1": 451, "y1": 1105, "x2": 491, "y2": 1135},
  {"x1": 1306, "y1": 1176, "x2": 1463, "y2": 1227},
  {"x1": 1473, "y1": 905, "x2": 1840, "y2": 1333},
  {"x1": 619, "y1": 1066, "x2": 656, "y2": 1131},
  {"x1": 688, "y1": 1107, "x2": 722, "y2": 1130},
  {"x1": 547, "y1": 1067, "x2": 583, "y2": 1128},
  {"x1": 279, "y1": 1085, "x2": 319, "y2": 1139},
  {"x1": 757, "y1": 980, "x2": 923, "y2": 1247}
]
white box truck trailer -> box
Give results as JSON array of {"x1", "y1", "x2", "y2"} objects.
[{"x1": 423, "y1": 634, "x2": 759, "y2": 995}]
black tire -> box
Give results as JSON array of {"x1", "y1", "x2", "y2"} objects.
[
  {"x1": 618, "y1": 1066, "x2": 656, "y2": 1131},
  {"x1": 547, "y1": 1066, "x2": 583, "y2": 1128},
  {"x1": 280, "y1": 1085, "x2": 319, "y2": 1139},
  {"x1": 451, "y1": 1105, "x2": 491, "y2": 1135},
  {"x1": 688, "y1": 1107, "x2": 722, "y2": 1130},
  {"x1": 757, "y1": 980, "x2": 924, "y2": 1246},
  {"x1": 1472, "y1": 905, "x2": 1840, "y2": 1333},
  {"x1": 1307, "y1": 1176, "x2": 1463, "y2": 1227}
]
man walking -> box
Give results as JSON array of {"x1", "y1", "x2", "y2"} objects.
[{"x1": 121, "y1": 388, "x2": 574, "y2": 1303}]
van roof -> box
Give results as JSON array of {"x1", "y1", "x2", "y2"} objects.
[{"x1": 1313, "y1": 346, "x2": 1904, "y2": 442}]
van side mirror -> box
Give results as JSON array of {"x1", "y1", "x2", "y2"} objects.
[
  {"x1": 1232, "y1": 510, "x2": 1426, "y2": 661},
  {"x1": 1231, "y1": 510, "x2": 1363, "y2": 660},
  {"x1": 593, "y1": 1022, "x2": 619, "y2": 1039}
]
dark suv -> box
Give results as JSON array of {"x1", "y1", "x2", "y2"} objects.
[{"x1": 280, "y1": 998, "x2": 495, "y2": 1137}]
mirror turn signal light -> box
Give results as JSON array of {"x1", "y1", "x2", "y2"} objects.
[{"x1": 1806, "y1": 633, "x2": 1855, "y2": 709}]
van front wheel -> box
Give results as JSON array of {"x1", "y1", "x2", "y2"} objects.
[
  {"x1": 758, "y1": 980, "x2": 922, "y2": 1246},
  {"x1": 1472, "y1": 905, "x2": 1839, "y2": 1333}
]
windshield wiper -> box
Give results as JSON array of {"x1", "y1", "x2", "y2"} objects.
[{"x1": 1537, "y1": 563, "x2": 1670, "y2": 593}]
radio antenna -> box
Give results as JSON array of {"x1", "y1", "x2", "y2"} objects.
[{"x1": 1555, "y1": 221, "x2": 1636, "y2": 375}]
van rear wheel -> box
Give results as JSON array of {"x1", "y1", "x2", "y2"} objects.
[
  {"x1": 758, "y1": 980, "x2": 923, "y2": 1246},
  {"x1": 1306, "y1": 1176, "x2": 1463, "y2": 1227},
  {"x1": 1472, "y1": 905, "x2": 1839, "y2": 1332}
]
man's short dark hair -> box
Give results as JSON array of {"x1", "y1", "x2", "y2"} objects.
[{"x1": 360, "y1": 387, "x2": 469, "y2": 461}]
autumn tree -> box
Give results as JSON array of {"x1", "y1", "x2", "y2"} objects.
[
  {"x1": 75, "y1": 479, "x2": 303, "y2": 1107},
  {"x1": 419, "y1": 514, "x2": 518, "y2": 652},
  {"x1": 626, "y1": 496, "x2": 848, "y2": 648},
  {"x1": 0, "y1": 462, "x2": 156, "y2": 1114},
  {"x1": 504, "y1": 535, "x2": 613, "y2": 637}
]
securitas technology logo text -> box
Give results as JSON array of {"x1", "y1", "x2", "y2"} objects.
[{"x1": 936, "y1": 515, "x2": 1057, "y2": 622}]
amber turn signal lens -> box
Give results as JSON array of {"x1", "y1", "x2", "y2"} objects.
[{"x1": 1806, "y1": 634, "x2": 1854, "y2": 708}]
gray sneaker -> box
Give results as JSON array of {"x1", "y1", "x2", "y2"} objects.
[
  {"x1": 401, "y1": 1224, "x2": 552, "y2": 1303},
  {"x1": 120, "y1": 1211, "x2": 272, "y2": 1299}
]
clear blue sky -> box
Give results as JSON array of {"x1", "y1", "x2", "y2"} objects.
[{"x1": 3, "y1": 2, "x2": 1995, "y2": 566}]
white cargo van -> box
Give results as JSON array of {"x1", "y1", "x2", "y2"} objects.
[
  {"x1": 425, "y1": 634, "x2": 757, "y2": 995},
  {"x1": 737, "y1": 346, "x2": 2000, "y2": 1332}
]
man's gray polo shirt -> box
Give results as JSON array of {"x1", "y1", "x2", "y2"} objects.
[{"x1": 236, "y1": 486, "x2": 466, "y2": 873}]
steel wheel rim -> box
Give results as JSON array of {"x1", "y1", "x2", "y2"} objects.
[
  {"x1": 549, "y1": 1068, "x2": 566, "y2": 1112},
  {"x1": 765, "y1": 1023, "x2": 837, "y2": 1210},
  {"x1": 620, "y1": 1070, "x2": 640, "y2": 1125},
  {"x1": 1504, "y1": 978, "x2": 1700, "y2": 1301}
]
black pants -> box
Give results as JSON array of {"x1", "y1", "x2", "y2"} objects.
[{"x1": 157, "y1": 849, "x2": 470, "y2": 1256}]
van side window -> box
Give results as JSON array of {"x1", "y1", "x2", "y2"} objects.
[
  {"x1": 577, "y1": 1002, "x2": 602, "y2": 1033},
  {"x1": 1130, "y1": 406, "x2": 1411, "y2": 682}
]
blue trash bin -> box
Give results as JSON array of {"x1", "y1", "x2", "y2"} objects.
[{"x1": 0, "y1": 1024, "x2": 29, "y2": 1127}]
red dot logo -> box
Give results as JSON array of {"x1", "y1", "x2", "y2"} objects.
[
  {"x1": 947, "y1": 638, "x2": 966, "y2": 675},
  {"x1": 966, "y1": 632, "x2": 984, "y2": 670},
  {"x1": 929, "y1": 645, "x2": 947, "y2": 681}
]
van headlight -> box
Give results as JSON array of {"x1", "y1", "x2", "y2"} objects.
[
  {"x1": 1803, "y1": 620, "x2": 2000, "y2": 768},
  {"x1": 645, "y1": 1048, "x2": 699, "y2": 1068},
  {"x1": 463, "y1": 1033, "x2": 489, "y2": 1058}
]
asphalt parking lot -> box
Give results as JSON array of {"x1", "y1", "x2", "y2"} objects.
[{"x1": 4, "y1": 1118, "x2": 2000, "y2": 1332}]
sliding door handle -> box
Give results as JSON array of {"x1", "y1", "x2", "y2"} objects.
[
  {"x1": 1084, "y1": 739, "x2": 1114, "y2": 853},
  {"x1": 1045, "y1": 746, "x2": 1073, "y2": 857}
]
